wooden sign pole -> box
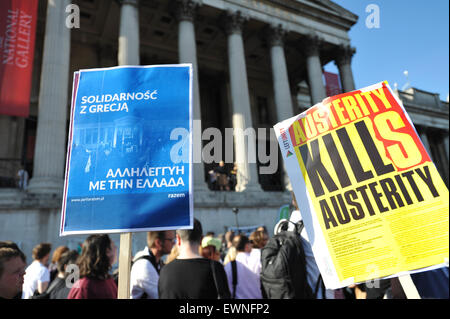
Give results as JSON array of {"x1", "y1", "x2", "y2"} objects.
[
  {"x1": 117, "y1": 232, "x2": 133, "y2": 299},
  {"x1": 398, "y1": 274, "x2": 421, "y2": 299}
]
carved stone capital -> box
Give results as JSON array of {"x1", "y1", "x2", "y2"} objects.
[
  {"x1": 225, "y1": 10, "x2": 248, "y2": 35},
  {"x1": 335, "y1": 45, "x2": 356, "y2": 66},
  {"x1": 268, "y1": 24, "x2": 287, "y2": 47},
  {"x1": 174, "y1": 0, "x2": 199, "y2": 22},
  {"x1": 118, "y1": 0, "x2": 139, "y2": 7},
  {"x1": 302, "y1": 33, "x2": 323, "y2": 57}
]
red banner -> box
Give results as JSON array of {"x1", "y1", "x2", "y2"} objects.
[
  {"x1": 324, "y1": 71, "x2": 342, "y2": 97},
  {"x1": 0, "y1": 0, "x2": 39, "y2": 117}
]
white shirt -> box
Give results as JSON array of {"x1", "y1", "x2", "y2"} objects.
[
  {"x1": 224, "y1": 251, "x2": 263, "y2": 299},
  {"x1": 289, "y1": 210, "x2": 335, "y2": 299},
  {"x1": 248, "y1": 248, "x2": 262, "y2": 275},
  {"x1": 130, "y1": 247, "x2": 159, "y2": 299},
  {"x1": 22, "y1": 260, "x2": 50, "y2": 299}
]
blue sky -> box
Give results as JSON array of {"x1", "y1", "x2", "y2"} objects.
[{"x1": 325, "y1": 0, "x2": 449, "y2": 101}]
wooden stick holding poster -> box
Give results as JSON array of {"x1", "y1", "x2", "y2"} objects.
[
  {"x1": 398, "y1": 274, "x2": 421, "y2": 299},
  {"x1": 117, "y1": 232, "x2": 133, "y2": 299},
  {"x1": 274, "y1": 81, "x2": 449, "y2": 292}
]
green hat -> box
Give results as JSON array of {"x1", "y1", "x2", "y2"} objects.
[{"x1": 201, "y1": 237, "x2": 222, "y2": 251}]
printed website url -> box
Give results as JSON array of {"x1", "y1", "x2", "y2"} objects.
[{"x1": 71, "y1": 197, "x2": 105, "y2": 202}]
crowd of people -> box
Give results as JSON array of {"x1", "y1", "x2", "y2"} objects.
[
  {"x1": 208, "y1": 161, "x2": 238, "y2": 191},
  {"x1": 0, "y1": 235, "x2": 116, "y2": 299},
  {"x1": 0, "y1": 209, "x2": 448, "y2": 299}
]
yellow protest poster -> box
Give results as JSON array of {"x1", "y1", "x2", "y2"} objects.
[{"x1": 274, "y1": 81, "x2": 449, "y2": 289}]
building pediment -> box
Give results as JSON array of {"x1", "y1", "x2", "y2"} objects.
[{"x1": 304, "y1": 0, "x2": 358, "y2": 22}]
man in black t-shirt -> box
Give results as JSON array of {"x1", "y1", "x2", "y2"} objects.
[{"x1": 158, "y1": 218, "x2": 230, "y2": 299}]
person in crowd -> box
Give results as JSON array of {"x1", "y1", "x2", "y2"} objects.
[
  {"x1": 200, "y1": 236, "x2": 222, "y2": 262},
  {"x1": 214, "y1": 160, "x2": 230, "y2": 191},
  {"x1": 48, "y1": 245, "x2": 69, "y2": 283},
  {"x1": 256, "y1": 225, "x2": 268, "y2": 236},
  {"x1": 344, "y1": 283, "x2": 366, "y2": 299},
  {"x1": 165, "y1": 245, "x2": 179, "y2": 264},
  {"x1": 365, "y1": 267, "x2": 449, "y2": 299},
  {"x1": 17, "y1": 166, "x2": 29, "y2": 190},
  {"x1": 223, "y1": 246, "x2": 237, "y2": 266},
  {"x1": 364, "y1": 278, "x2": 405, "y2": 299},
  {"x1": 207, "y1": 168, "x2": 217, "y2": 190},
  {"x1": 224, "y1": 234, "x2": 262, "y2": 299},
  {"x1": 130, "y1": 230, "x2": 176, "y2": 299},
  {"x1": 158, "y1": 218, "x2": 230, "y2": 299},
  {"x1": 67, "y1": 234, "x2": 117, "y2": 299},
  {"x1": 0, "y1": 242, "x2": 26, "y2": 299},
  {"x1": 46, "y1": 250, "x2": 79, "y2": 299},
  {"x1": 410, "y1": 267, "x2": 449, "y2": 299},
  {"x1": 217, "y1": 233, "x2": 225, "y2": 251},
  {"x1": 289, "y1": 193, "x2": 335, "y2": 299},
  {"x1": 221, "y1": 230, "x2": 235, "y2": 261},
  {"x1": 248, "y1": 230, "x2": 266, "y2": 284},
  {"x1": 249, "y1": 230, "x2": 269, "y2": 249},
  {"x1": 225, "y1": 230, "x2": 235, "y2": 248},
  {"x1": 22, "y1": 242, "x2": 52, "y2": 299}
]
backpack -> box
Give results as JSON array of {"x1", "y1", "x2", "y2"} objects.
[
  {"x1": 31, "y1": 277, "x2": 66, "y2": 299},
  {"x1": 260, "y1": 219, "x2": 314, "y2": 299}
]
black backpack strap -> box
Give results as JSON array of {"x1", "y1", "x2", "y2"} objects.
[
  {"x1": 231, "y1": 260, "x2": 237, "y2": 299},
  {"x1": 322, "y1": 277, "x2": 326, "y2": 299},
  {"x1": 210, "y1": 259, "x2": 223, "y2": 299},
  {"x1": 314, "y1": 274, "x2": 327, "y2": 299},
  {"x1": 294, "y1": 220, "x2": 304, "y2": 235},
  {"x1": 133, "y1": 253, "x2": 160, "y2": 274}
]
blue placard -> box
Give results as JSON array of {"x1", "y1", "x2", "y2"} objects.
[{"x1": 60, "y1": 65, "x2": 193, "y2": 236}]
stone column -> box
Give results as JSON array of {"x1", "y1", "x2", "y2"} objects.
[
  {"x1": 303, "y1": 35, "x2": 326, "y2": 104},
  {"x1": 268, "y1": 24, "x2": 293, "y2": 191},
  {"x1": 174, "y1": 0, "x2": 208, "y2": 191},
  {"x1": 226, "y1": 11, "x2": 262, "y2": 192},
  {"x1": 441, "y1": 133, "x2": 449, "y2": 185},
  {"x1": 419, "y1": 127, "x2": 433, "y2": 161},
  {"x1": 437, "y1": 132, "x2": 449, "y2": 185},
  {"x1": 118, "y1": 0, "x2": 140, "y2": 66},
  {"x1": 443, "y1": 134, "x2": 449, "y2": 163},
  {"x1": 335, "y1": 45, "x2": 356, "y2": 92},
  {"x1": 28, "y1": 0, "x2": 71, "y2": 194}
]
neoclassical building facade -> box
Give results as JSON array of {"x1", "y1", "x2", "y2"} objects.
[{"x1": 0, "y1": 0, "x2": 448, "y2": 257}]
